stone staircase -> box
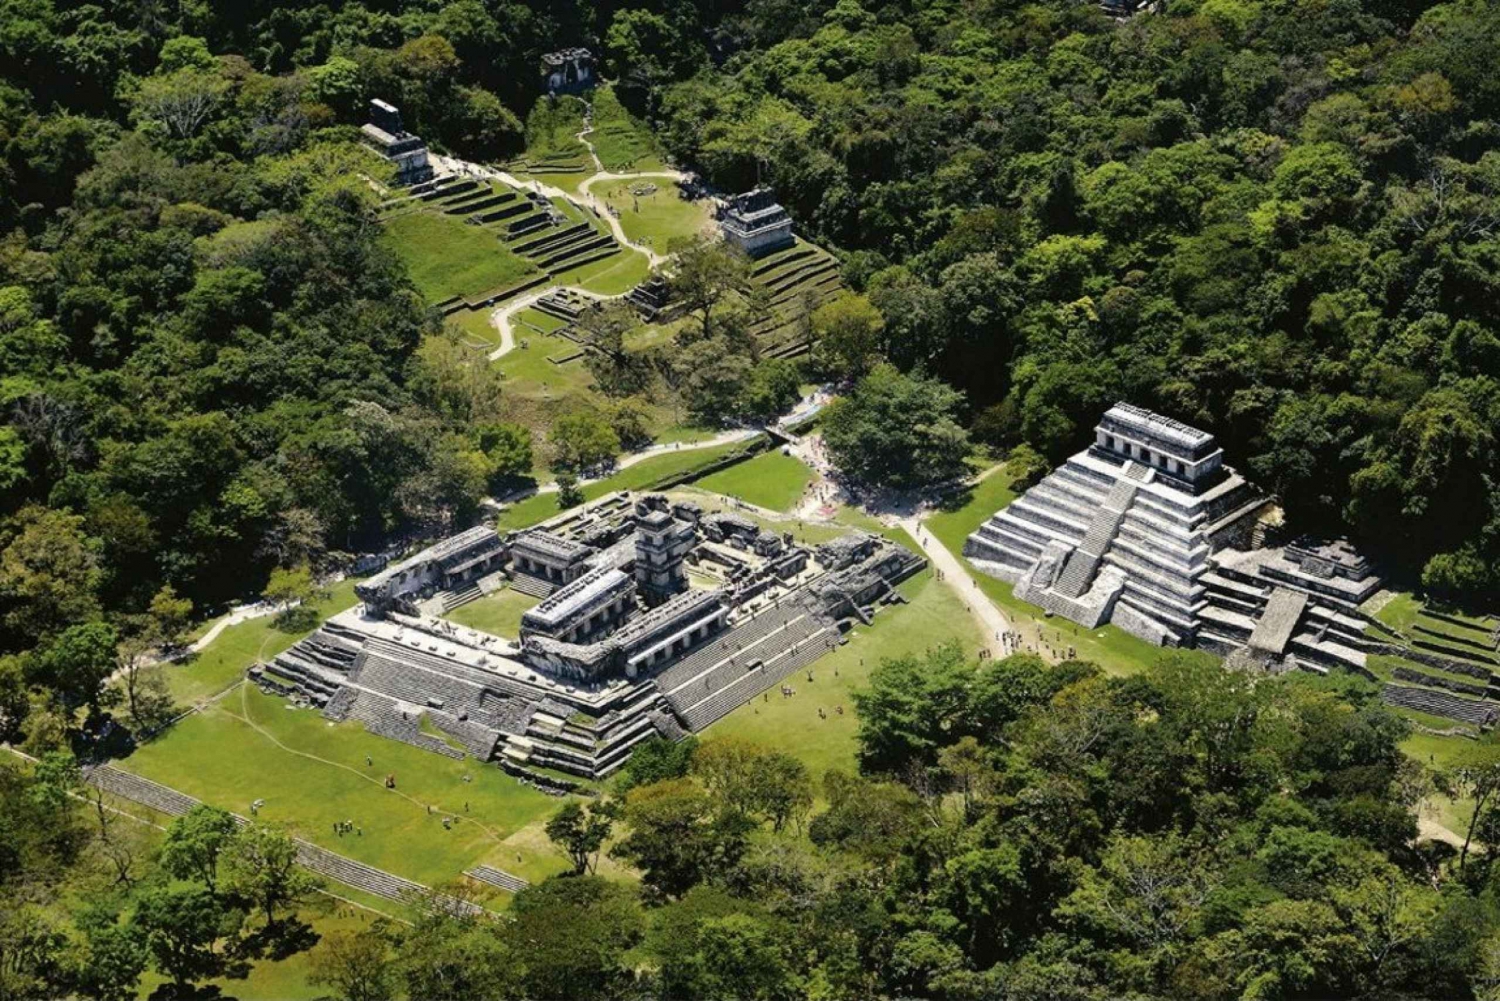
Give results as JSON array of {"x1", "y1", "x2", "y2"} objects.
[
  {"x1": 86, "y1": 763, "x2": 203, "y2": 816},
  {"x1": 669, "y1": 614, "x2": 837, "y2": 731},
  {"x1": 442, "y1": 583, "x2": 483, "y2": 613},
  {"x1": 1382, "y1": 684, "x2": 1498, "y2": 727},
  {"x1": 508, "y1": 571, "x2": 555, "y2": 599},
  {"x1": 647, "y1": 708, "x2": 688, "y2": 741},
  {"x1": 464, "y1": 865, "x2": 530, "y2": 893},
  {"x1": 345, "y1": 692, "x2": 466, "y2": 760},
  {"x1": 1053, "y1": 474, "x2": 1140, "y2": 598},
  {"x1": 1248, "y1": 587, "x2": 1307, "y2": 655}
]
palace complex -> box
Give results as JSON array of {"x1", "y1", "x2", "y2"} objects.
[{"x1": 252, "y1": 493, "x2": 923, "y2": 781}]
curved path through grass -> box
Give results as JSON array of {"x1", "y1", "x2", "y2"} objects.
[{"x1": 435, "y1": 96, "x2": 696, "y2": 363}]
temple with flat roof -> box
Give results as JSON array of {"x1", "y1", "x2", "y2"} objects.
[
  {"x1": 541, "y1": 48, "x2": 595, "y2": 95},
  {"x1": 966, "y1": 404, "x2": 1394, "y2": 677},
  {"x1": 718, "y1": 187, "x2": 795, "y2": 258},
  {"x1": 359, "y1": 99, "x2": 434, "y2": 185}
]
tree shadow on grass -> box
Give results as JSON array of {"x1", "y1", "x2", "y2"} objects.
[
  {"x1": 234, "y1": 915, "x2": 321, "y2": 963},
  {"x1": 147, "y1": 983, "x2": 233, "y2": 1001},
  {"x1": 274, "y1": 607, "x2": 320, "y2": 634},
  {"x1": 932, "y1": 484, "x2": 975, "y2": 514}
]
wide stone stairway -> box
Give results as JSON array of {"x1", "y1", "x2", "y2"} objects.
[
  {"x1": 655, "y1": 600, "x2": 838, "y2": 731},
  {"x1": 1053, "y1": 474, "x2": 1141, "y2": 597},
  {"x1": 464, "y1": 865, "x2": 530, "y2": 893}
]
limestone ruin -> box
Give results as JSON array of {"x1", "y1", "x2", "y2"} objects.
[
  {"x1": 966, "y1": 403, "x2": 1386, "y2": 675},
  {"x1": 253, "y1": 491, "x2": 924, "y2": 781},
  {"x1": 718, "y1": 187, "x2": 796, "y2": 258},
  {"x1": 541, "y1": 48, "x2": 595, "y2": 95},
  {"x1": 359, "y1": 99, "x2": 434, "y2": 186}
]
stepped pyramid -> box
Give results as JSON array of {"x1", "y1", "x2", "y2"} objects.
[{"x1": 966, "y1": 404, "x2": 1270, "y2": 646}]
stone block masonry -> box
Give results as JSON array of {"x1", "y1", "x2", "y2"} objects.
[
  {"x1": 966, "y1": 403, "x2": 1269, "y2": 648},
  {"x1": 259, "y1": 491, "x2": 924, "y2": 780}
]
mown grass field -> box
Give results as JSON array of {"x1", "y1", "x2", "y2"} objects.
[
  {"x1": 448, "y1": 305, "x2": 502, "y2": 349},
  {"x1": 597, "y1": 177, "x2": 711, "y2": 255},
  {"x1": 693, "y1": 448, "x2": 815, "y2": 512},
  {"x1": 381, "y1": 211, "x2": 537, "y2": 302},
  {"x1": 121, "y1": 683, "x2": 569, "y2": 889},
  {"x1": 160, "y1": 580, "x2": 361, "y2": 706}
]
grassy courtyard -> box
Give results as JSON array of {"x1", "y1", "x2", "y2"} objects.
[
  {"x1": 121, "y1": 683, "x2": 570, "y2": 889},
  {"x1": 596, "y1": 176, "x2": 712, "y2": 255},
  {"x1": 381, "y1": 210, "x2": 537, "y2": 303},
  {"x1": 444, "y1": 586, "x2": 538, "y2": 638},
  {"x1": 693, "y1": 448, "x2": 815, "y2": 513},
  {"x1": 496, "y1": 439, "x2": 761, "y2": 530}
]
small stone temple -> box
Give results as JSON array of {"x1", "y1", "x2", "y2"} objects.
[
  {"x1": 541, "y1": 48, "x2": 595, "y2": 95},
  {"x1": 258, "y1": 490, "x2": 924, "y2": 780},
  {"x1": 359, "y1": 99, "x2": 434, "y2": 185},
  {"x1": 717, "y1": 187, "x2": 795, "y2": 258}
]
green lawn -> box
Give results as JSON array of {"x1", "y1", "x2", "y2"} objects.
[
  {"x1": 444, "y1": 586, "x2": 538, "y2": 638},
  {"x1": 496, "y1": 440, "x2": 761, "y2": 531},
  {"x1": 597, "y1": 177, "x2": 712, "y2": 255},
  {"x1": 707, "y1": 568, "x2": 985, "y2": 784},
  {"x1": 157, "y1": 580, "x2": 361, "y2": 706},
  {"x1": 449, "y1": 306, "x2": 502, "y2": 349},
  {"x1": 513, "y1": 306, "x2": 568, "y2": 335},
  {"x1": 924, "y1": 467, "x2": 1184, "y2": 676},
  {"x1": 554, "y1": 245, "x2": 652, "y2": 295},
  {"x1": 1376, "y1": 591, "x2": 1493, "y2": 634},
  {"x1": 590, "y1": 86, "x2": 667, "y2": 173},
  {"x1": 694, "y1": 448, "x2": 815, "y2": 512},
  {"x1": 382, "y1": 211, "x2": 538, "y2": 302},
  {"x1": 122, "y1": 684, "x2": 568, "y2": 888}
]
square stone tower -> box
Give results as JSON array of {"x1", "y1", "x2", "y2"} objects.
[{"x1": 633, "y1": 496, "x2": 696, "y2": 606}]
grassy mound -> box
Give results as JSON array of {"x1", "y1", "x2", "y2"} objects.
[{"x1": 382, "y1": 211, "x2": 538, "y2": 303}]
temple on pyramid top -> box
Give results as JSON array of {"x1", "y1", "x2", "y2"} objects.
[
  {"x1": 965, "y1": 404, "x2": 1383, "y2": 675},
  {"x1": 1093, "y1": 402, "x2": 1224, "y2": 492}
]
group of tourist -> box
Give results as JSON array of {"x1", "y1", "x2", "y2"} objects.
[{"x1": 996, "y1": 627, "x2": 1076, "y2": 662}]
